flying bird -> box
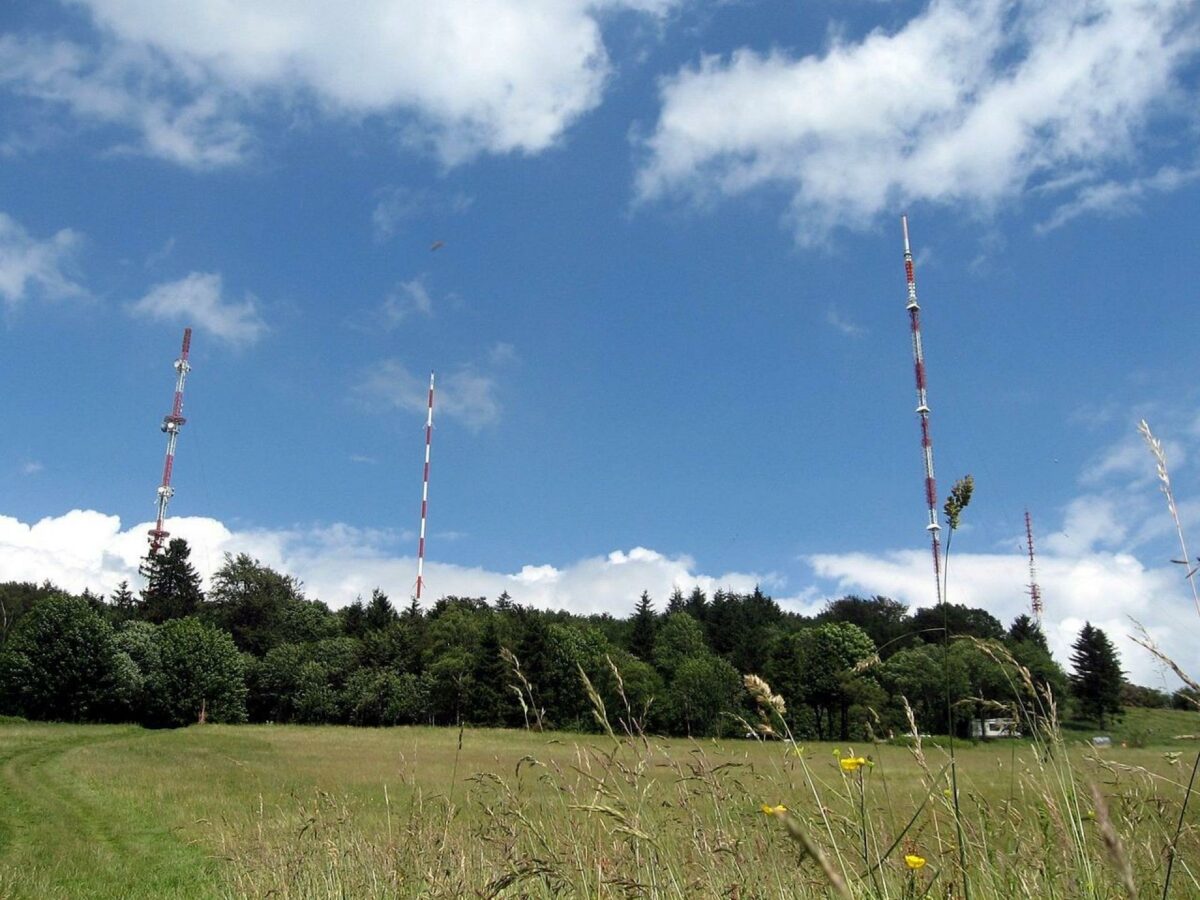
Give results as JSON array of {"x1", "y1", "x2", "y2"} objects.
[{"x1": 430, "y1": 240, "x2": 445, "y2": 251}]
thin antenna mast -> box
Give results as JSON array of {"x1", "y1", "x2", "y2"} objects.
[
  {"x1": 148, "y1": 327, "x2": 192, "y2": 556},
  {"x1": 902, "y1": 216, "x2": 943, "y2": 604},
  {"x1": 1025, "y1": 509, "x2": 1043, "y2": 624},
  {"x1": 415, "y1": 371, "x2": 434, "y2": 600}
]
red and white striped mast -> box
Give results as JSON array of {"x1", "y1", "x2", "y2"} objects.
[
  {"x1": 1025, "y1": 509, "x2": 1043, "y2": 624},
  {"x1": 902, "y1": 216, "x2": 943, "y2": 605},
  {"x1": 415, "y1": 371, "x2": 434, "y2": 600},
  {"x1": 147, "y1": 327, "x2": 192, "y2": 556}
]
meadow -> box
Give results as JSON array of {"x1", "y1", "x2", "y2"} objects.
[{"x1": 0, "y1": 707, "x2": 1196, "y2": 899}]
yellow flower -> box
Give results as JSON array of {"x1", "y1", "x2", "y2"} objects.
[
  {"x1": 839, "y1": 756, "x2": 869, "y2": 773},
  {"x1": 942, "y1": 788, "x2": 953, "y2": 798},
  {"x1": 760, "y1": 804, "x2": 787, "y2": 816},
  {"x1": 904, "y1": 854, "x2": 927, "y2": 870}
]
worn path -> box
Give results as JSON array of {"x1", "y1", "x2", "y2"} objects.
[{"x1": 0, "y1": 724, "x2": 217, "y2": 899}]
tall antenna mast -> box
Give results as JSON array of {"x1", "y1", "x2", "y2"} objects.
[
  {"x1": 1025, "y1": 509, "x2": 1043, "y2": 624},
  {"x1": 148, "y1": 327, "x2": 193, "y2": 556},
  {"x1": 901, "y1": 215, "x2": 943, "y2": 604},
  {"x1": 415, "y1": 371, "x2": 434, "y2": 600}
]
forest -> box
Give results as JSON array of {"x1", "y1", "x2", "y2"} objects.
[{"x1": 1, "y1": 537, "x2": 1188, "y2": 738}]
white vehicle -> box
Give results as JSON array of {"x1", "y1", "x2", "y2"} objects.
[{"x1": 970, "y1": 717, "x2": 1021, "y2": 739}]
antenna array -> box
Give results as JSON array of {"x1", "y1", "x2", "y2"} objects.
[
  {"x1": 148, "y1": 328, "x2": 193, "y2": 556},
  {"x1": 1025, "y1": 509, "x2": 1043, "y2": 623}
]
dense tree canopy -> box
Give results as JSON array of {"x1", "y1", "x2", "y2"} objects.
[
  {"x1": 0, "y1": 593, "x2": 136, "y2": 722},
  {"x1": 2, "y1": 548, "x2": 1142, "y2": 741}
]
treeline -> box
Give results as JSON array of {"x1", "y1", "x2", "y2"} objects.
[{"x1": 1, "y1": 538, "x2": 1183, "y2": 737}]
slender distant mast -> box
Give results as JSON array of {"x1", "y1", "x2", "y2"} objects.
[
  {"x1": 415, "y1": 371, "x2": 434, "y2": 600},
  {"x1": 148, "y1": 328, "x2": 192, "y2": 556},
  {"x1": 902, "y1": 216, "x2": 942, "y2": 604},
  {"x1": 1025, "y1": 509, "x2": 1043, "y2": 624}
]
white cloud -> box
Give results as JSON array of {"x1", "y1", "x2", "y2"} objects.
[
  {"x1": 1038, "y1": 164, "x2": 1200, "y2": 233},
  {"x1": 4, "y1": 0, "x2": 681, "y2": 166},
  {"x1": 356, "y1": 359, "x2": 503, "y2": 431},
  {"x1": 382, "y1": 278, "x2": 434, "y2": 325},
  {"x1": 128, "y1": 272, "x2": 268, "y2": 346},
  {"x1": 1043, "y1": 496, "x2": 1128, "y2": 556},
  {"x1": 0, "y1": 211, "x2": 86, "y2": 307},
  {"x1": 637, "y1": 0, "x2": 1200, "y2": 241},
  {"x1": 0, "y1": 35, "x2": 250, "y2": 168},
  {"x1": 825, "y1": 308, "x2": 864, "y2": 337},
  {"x1": 488, "y1": 342, "x2": 519, "y2": 366},
  {"x1": 19, "y1": 461, "x2": 44, "y2": 476},
  {"x1": 371, "y1": 186, "x2": 474, "y2": 242}
]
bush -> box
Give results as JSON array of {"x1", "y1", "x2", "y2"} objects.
[
  {"x1": 142, "y1": 618, "x2": 247, "y2": 727},
  {"x1": 0, "y1": 593, "x2": 138, "y2": 722}
]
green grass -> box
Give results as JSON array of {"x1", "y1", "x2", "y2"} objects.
[
  {"x1": 1061, "y1": 706, "x2": 1200, "y2": 747},
  {"x1": 0, "y1": 715, "x2": 1197, "y2": 898},
  {"x1": 0, "y1": 724, "x2": 219, "y2": 898}
]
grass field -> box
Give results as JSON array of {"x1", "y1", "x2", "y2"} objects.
[{"x1": 0, "y1": 710, "x2": 1197, "y2": 898}]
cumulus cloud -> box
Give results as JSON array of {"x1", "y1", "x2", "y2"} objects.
[
  {"x1": 0, "y1": 509, "x2": 773, "y2": 621},
  {"x1": 0, "y1": 210, "x2": 86, "y2": 307},
  {"x1": 355, "y1": 358, "x2": 503, "y2": 431},
  {"x1": 637, "y1": 0, "x2": 1200, "y2": 241},
  {"x1": 3, "y1": 0, "x2": 681, "y2": 166},
  {"x1": 128, "y1": 272, "x2": 268, "y2": 346}
]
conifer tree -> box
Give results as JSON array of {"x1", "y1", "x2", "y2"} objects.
[
  {"x1": 666, "y1": 587, "x2": 686, "y2": 614},
  {"x1": 340, "y1": 598, "x2": 367, "y2": 637},
  {"x1": 404, "y1": 595, "x2": 422, "y2": 619},
  {"x1": 1007, "y1": 613, "x2": 1048, "y2": 650},
  {"x1": 1069, "y1": 622, "x2": 1124, "y2": 728},
  {"x1": 365, "y1": 588, "x2": 398, "y2": 630},
  {"x1": 471, "y1": 615, "x2": 512, "y2": 726},
  {"x1": 629, "y1": 591, "x2": 656, "y2": 661},
  {"x1": 140, "y1": 538, "x2": 204, "y2": 624},
  {"x1": 109, "y1": 580, "x2": 137, "y2": 623}
]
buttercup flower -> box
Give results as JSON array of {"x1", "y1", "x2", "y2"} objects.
[
  {"x1": 905, "y1": 854, "x2": 927, "y2": 870},
  {"x1": 839, "y1": 756, "x2": 869, "y2": 773},
  {"x1": 760, "y1": 803, "x2": 787, "y2": 816}
]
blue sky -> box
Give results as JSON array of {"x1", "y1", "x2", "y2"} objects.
[{"x1": 1, "y1": 0, "x2": 1199, "y2": 685}]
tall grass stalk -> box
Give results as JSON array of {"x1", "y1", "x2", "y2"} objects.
[
  {"x1": 1138, "y1": 419, "x2": 1200, "y2": 900},
  {"x1": 941, "y1": 474, "x2": 974, "y2": 900}
]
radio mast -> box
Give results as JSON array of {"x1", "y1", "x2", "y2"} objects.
[
  {"x1": 415, "y1": 371, "x2": 434, "y2": 600},
  {"x1": 901, "y1": 216, "x2": 942, "y2": 604},
  {"x1": 148, "y1": 328, "x2": 192, "y2": 556},
  {"x1": 1025, "y1": 509, "x2": 1044, "y2": 624}
]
